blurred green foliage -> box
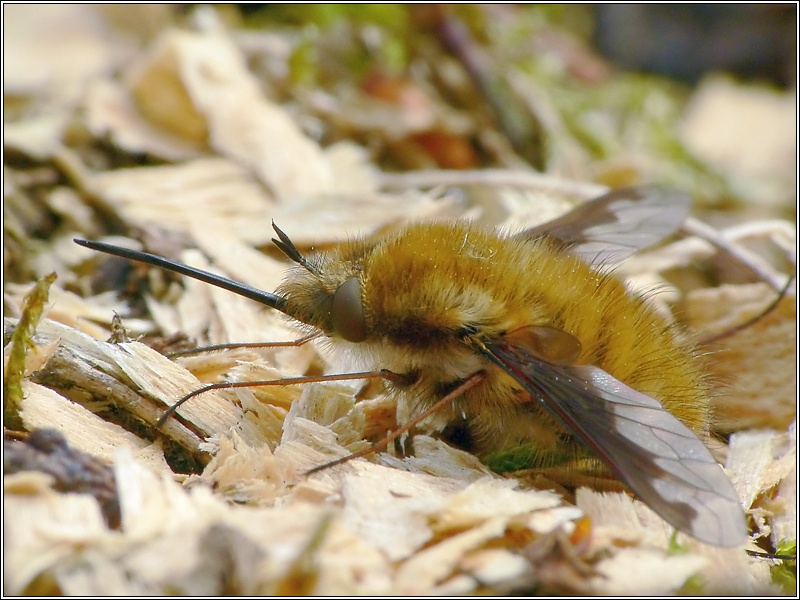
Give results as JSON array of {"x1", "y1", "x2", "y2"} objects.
[{"x1": 771, "y1": 539, "x2": 797, "y2": 594}]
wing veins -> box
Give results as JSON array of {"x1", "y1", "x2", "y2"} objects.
[{"x1": 480, "y1": 341, "x2": 746, "y2": 546}]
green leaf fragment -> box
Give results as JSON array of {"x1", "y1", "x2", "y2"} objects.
[
  {"x1": 484, "y1": 443, "x2": 576, "y2": 473},
  {"x1": 770, "y1": 539, "x2": 797, "y2": 595},
  {"x1": 3, "y1": 272, "x2": 57, "y2": 430}
]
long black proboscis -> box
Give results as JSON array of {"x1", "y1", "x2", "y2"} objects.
[{"x1": 74, "y1": 239, "x2": 288, "y2": 312}]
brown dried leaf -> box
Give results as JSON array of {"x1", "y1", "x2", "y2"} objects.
[
  {"x1": 687, "y1": 283, "x2": 797, "y2": 431},
  {"x1": 4, "y1": 428, "x2": 120, "y2": 528}
]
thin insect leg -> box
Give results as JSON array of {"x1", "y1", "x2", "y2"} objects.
[
  {"x1": 4, "y1": 430, "x2": 28, "y2": 442},
  {"x1": 700, "y1": 276, "x2": 795, "y2": 344},
  {"x1": 156, "y1": 370, "x2": 400, "y2": 429},
  {"x1": 305, "y1": 371, "x2": 486, "y2": 475},
  {"x1": 166, "y1": 333, "x2": 320, "y2": 358},
  {"x1": 746, "y1": 549, "x2": 797, "y2": 561}
]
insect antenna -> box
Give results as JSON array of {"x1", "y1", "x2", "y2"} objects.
[{"x1": 271, "y1": 221, "x2": 321, "y2": 275}]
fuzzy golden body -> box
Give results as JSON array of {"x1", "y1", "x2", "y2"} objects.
[
  {"x1": 279, "y1": 221, "x2": 709, "y2": 461},
  {"x1": 74, "y1": 185, "x2": 747, "y2": 546}
]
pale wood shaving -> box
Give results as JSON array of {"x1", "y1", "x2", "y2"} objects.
[
  {"x1": 127, "y1": 29, "x2": 334, "y2": 199},
  {"x1": 524, "y1": 505, "x2": 585, "y2": 535},
  {"x1": 111, "y1": 449, "x2": 230, "y2": 542},
  {"x1": 3, "y1": 114, "x2": 69, "y2": 161},
  {"x1": 394, "y1": 516, "x2": 511, "y2": 594},
  {"x1": 266, "y1": 189, "x2": 467, "y2": 245},
  {"x1": 324, "y1": 142, "x2": 380, "y2": 194},
  {"x1": 311, "y1": 523, "x2": 394, "y2": 595},
  {"x1": 194, "y1": 430, "x2": 286, "y2": 504},
  {"x1": 19, "y1": 381, "x2": 169, "y2": 473},
  {"x1": 107, "y1": 342, "x2": 240, "y2": 435},
  {"x1": 770, "y1": 428, "x2": 797, "y2": 544},
  {"x1": 728, "y1": 429, "x2": 796, "y2": 510},
  {"x1": 187, "y1": 228, "x2": 287, "y2": 296},
  {"x1": 171, "y1": 259, "x2": 215, "y2": 338},
  {"x1": 681, "y1": 217, "x2": 787, "y2": 290},
  {"x1": 341, "y1": 461, "x2": 463, "y2": 562},
  {"x1": 21, "y1": 317, "x2": 132, "y2": 379},
  {"x1": 460, "y1": 548, "x2": 530, "y2": 586},
  {"x1": 590, "y1": 549, "x2": 707, "y2": 595},
  {"x1": 727, "y1": 427, "x2": 796, "y2": 546},
  {"x1": 85, "y1": 79, "x2": 203, "y2": 161},
  {"x1": 223, "y1": 361, "x2": 303, "y2": 411},
  {"x1": 576, "y1": 488, "x2": 672, "y2": 548},
  {"x1": 3, "y1": 5, "x2": 128, "y2": 95},
  {"x1": 384, "y1": 435, "x2": 493, "y2": 481},
  {"x1": 694, "y1": 542, "x2": 780, "y2": 595},
  {"x1": 379, "y1": 168, "x2": 607, "y2": 199},
  {"x1": 16, "y1": 338, "x2": 61, "y2": 376},
  {"x1": 89, "y1": 158, "x2": 278, "y2": 246},
  {"x1": 4, "y1": 473, "x2": 111, "y2": 594},
  {"x1": 431, "y1": 477, "x2": 561, "y2": 533},
  {"x1": 430, "y1": 573, "x2": 478, "y2": 595},
  {"x1": 143, "y1": 293, "x2": 184, "y2": 338},
  {"x1": 277, "y1": 416, "x2": 352, "y2": 473},
  {"x1": 680, "y1": 75, "x2": 796, "y2": 205},
  {"x1": 235, "y1": 388, "x2": 291, "y2": 447},
  {"x1": 8, "y1": 316, "x2": 226, "y2": 459},
  {"x1": 5, "y1": 283, "x2": 152, "y2": 340}
]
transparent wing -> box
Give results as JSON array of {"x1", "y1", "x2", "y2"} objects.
[
  {"x1": 481, "y1": 340, "x2": 747, "y2": 547},
  {"x1": 517, "y1": 185, "x2": 691, "y2": 265}
]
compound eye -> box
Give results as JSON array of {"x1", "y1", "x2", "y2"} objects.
[{"x1": 331, "y1": 277, "x2": 367, "y2": 342}]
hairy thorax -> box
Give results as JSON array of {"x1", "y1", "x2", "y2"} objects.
[{"x1": 280, "y1": 221, "x2": 710, "y2": 458}]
